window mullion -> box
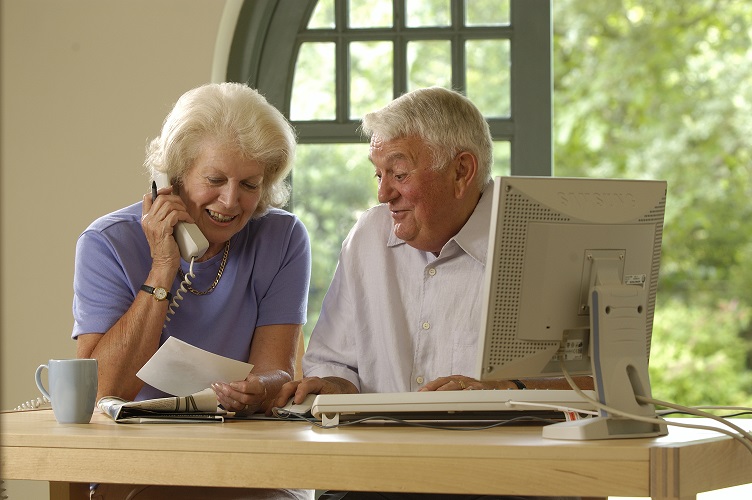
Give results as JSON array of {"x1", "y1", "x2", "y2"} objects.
[
  {"x1": 335, "y1": 0, "x2": 350, "y2": 123},
  {"x1": 510, "y1": 0, "x2": 552, "y2": 176},
  {"x1": 450, "y1": 0, "x2": 464, "y2": 91},
  {"x1": 393, "y1": 0, "x2": 406, "y2": 100}
]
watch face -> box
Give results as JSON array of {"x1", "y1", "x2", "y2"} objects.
[{"x1": 154, "y1": 287, "x2": 168, "y2": 300}]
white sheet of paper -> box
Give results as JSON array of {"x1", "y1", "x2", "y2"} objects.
[{"x1": 136, "y1": 337, "x2": 254, "y2": 396}]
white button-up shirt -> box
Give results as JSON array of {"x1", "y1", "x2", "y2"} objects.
[{"x1": 303, "y1": 181, "x2": 494, "y2": 393}]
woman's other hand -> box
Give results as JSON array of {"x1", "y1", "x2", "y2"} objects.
[{"x1": 211, "y1": 373, "x2": 268, "y2": 415}]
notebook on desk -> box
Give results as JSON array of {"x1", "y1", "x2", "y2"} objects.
[{"x1": 310, "y1": 389, "x2": 597, "y2": 427}]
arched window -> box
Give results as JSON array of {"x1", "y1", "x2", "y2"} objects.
[{"x1": 227, "y1": 0, "x2": 552, "y2": 337}]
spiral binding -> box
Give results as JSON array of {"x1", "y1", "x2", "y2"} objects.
[
  {"x1": 165, "y1": 257, "x2": 197, "y2": 322},
  {"x1": 13, "y1": 395, "x2": 51, "y2": 411}
]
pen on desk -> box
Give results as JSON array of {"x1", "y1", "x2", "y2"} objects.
[{"x1": 151, "y1": 181, "x2": 158, "y2": 202}]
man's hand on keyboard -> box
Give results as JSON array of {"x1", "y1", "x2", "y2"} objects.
[{"x1": 270, "y1": 376, "x2": 358, "y2": 415}]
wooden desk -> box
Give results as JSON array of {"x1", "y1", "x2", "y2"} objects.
[{"x1": 2, "y1": 410, "x2": 750, "y2": 500}]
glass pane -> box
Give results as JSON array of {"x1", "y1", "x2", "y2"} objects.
[
  {"x1": 290, "y1": 42, "x2": 336, "y2": 121},
  {"x1": 465, "y1": 0, "x2": 510, "y2": 27},
  {"x1": 349, "y1": 0, "x2": 392, "y2": 28},
  {"x1": 491, "y1": 141, "x2": 511, "y2": 178},
  {"x1": 292, "y1": 143, "x2": 378, "y2": 341},
  {"x1": 406, "y1": 0, "x2": 451, "y2": 27},
  {"x1": 308, "y1": 0, "x2": 335, "y2": 29},
  {"x1": 350, "y1": 41, "x2": 393, "y2": 119},
  {"x1": 407, "y1": 40, "x2": 452, "y2": 90},
  {"x1": 466, "y1": 39, "x2": 510, "y2": 117}
]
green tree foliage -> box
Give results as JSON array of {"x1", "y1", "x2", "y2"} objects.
[
  {"x1": 651, "y1": 298, "x2": 752, "y2": 406},
  {"x1": 294, "y1": 144, "x2": 377, "y2": 336},
  {"x1": 553, "y1": 0, "x2": 752, "y2": 406}
]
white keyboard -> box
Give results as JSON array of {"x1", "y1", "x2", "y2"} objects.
[{"x1": 311, "y1": 389, "x2": 597, "y2": 426}]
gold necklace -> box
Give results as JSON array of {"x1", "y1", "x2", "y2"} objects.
[{"x1": 177, "y1": 240, "x2": 230, "y2": 296}]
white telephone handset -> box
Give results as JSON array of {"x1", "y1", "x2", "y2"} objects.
[
  {"x1": 152, "y1": 172, "x2": 210, "y2": 323},
  {"x1": 152, "y1": 172, "x2": 209, "y2": 261}
]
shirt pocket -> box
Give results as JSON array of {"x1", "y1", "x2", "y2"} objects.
[{"x1": 451, "y1": 335, "x2": 478, "y2": 376}]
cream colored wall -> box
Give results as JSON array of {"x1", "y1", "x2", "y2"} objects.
[{"x1": 0, "y1": 0, "x2": 241, "y2": 497}]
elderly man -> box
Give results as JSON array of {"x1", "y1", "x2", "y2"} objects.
[{"x1": 276, "y1": 87, "x2": 590, "y2": 500}]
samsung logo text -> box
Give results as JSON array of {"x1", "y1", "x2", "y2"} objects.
[{"x1": 557, "y1": 191, "x2": 637, "y2": 208}]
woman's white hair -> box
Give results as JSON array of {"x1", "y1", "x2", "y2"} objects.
[{"x1": 144, "y1": 82, "x2": 297, "y2": 215}]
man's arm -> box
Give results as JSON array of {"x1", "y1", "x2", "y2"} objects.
[{"x1": 421, "y1": 375, "x2": 594, "y2": 392}]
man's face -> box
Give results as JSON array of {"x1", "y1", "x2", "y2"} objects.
[{"x1": 370, "y1": 134, "x2": 460, "y2": 253}]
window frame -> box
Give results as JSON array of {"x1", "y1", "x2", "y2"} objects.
[{"x1": 227, "y1": 0, "x2": 552, "y2": 176}]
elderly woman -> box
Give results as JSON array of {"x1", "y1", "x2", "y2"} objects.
[{"x1": 74, "y1": 82, "x2": 311, "y2": 500}]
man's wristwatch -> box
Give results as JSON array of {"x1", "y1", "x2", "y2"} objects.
[{"x1": 140, "y1": 284, "x2": 172, "y2": 301}]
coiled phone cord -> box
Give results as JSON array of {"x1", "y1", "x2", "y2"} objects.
[{"x1": 165, "y1": 257, "x2": 197, "y2": 322}]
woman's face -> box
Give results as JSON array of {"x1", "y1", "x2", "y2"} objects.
[{"x1": 178, "y1": 139, "x2": 264, "y2": 252}]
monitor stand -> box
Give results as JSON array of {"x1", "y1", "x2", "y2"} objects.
[{"x1": 543, "y1": 283, "x2": 668, "y2": 440}]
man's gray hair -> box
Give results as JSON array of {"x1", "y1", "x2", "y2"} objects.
[{"x1": 360, "y1": 87, "x2": 493, "y2": 189}]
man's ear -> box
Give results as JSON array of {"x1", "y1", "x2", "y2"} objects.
[{"x1": 453, "y1": 151, "x2": 478, "y2": 199}]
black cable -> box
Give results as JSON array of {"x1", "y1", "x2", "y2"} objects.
[{"x1": 277, "y1": 412, "x2": 561, "y2": 430}]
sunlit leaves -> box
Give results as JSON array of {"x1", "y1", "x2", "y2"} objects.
[{"x1": 553, "y1": 0, "x2": 752, "y2": 405}]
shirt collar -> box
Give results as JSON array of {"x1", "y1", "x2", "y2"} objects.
[
  {"x1": 386, "y1": 179, "x2": 495, "y2": 266},
  {"x1": 452, "y1": 179, "x2": 494, "y2": 265}
]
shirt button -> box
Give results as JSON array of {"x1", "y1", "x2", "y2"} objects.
[
  {"x1": 416, "y1": 376, "x2": 425, "y2": 384},
  {"x1": 422, "y1": 322, "x2": 430, "y2": 330},
  {"x1": 428, "y1": 268, "x2": 437, "y2": 276}
]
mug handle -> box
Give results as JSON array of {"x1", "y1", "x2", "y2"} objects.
[{"x1": 35, "y1": 364, "x2": 51, "y2": 401}]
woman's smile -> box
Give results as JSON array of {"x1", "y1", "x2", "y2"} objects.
[{"x1": 207, "y1": 209, "x2": 237, "y2": 223}]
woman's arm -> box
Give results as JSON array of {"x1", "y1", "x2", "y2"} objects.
[
  {"x1": 76, "y1": 261, "x2": 177, "y2": 401},
  {"x1": 76, "y1": 190, "x2": 186, "y2": 401}
]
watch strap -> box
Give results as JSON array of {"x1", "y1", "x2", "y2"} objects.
[
  {"x1": 511, "y1": 379, "x2": 526, "y2": 390},
  {"x1": 140, "y1": 284, "x2": 172, "y2": 301}
]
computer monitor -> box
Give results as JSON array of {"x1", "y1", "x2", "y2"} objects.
[{"x1": 476, "y1": 176, "x2": 669, "y2": 440}]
